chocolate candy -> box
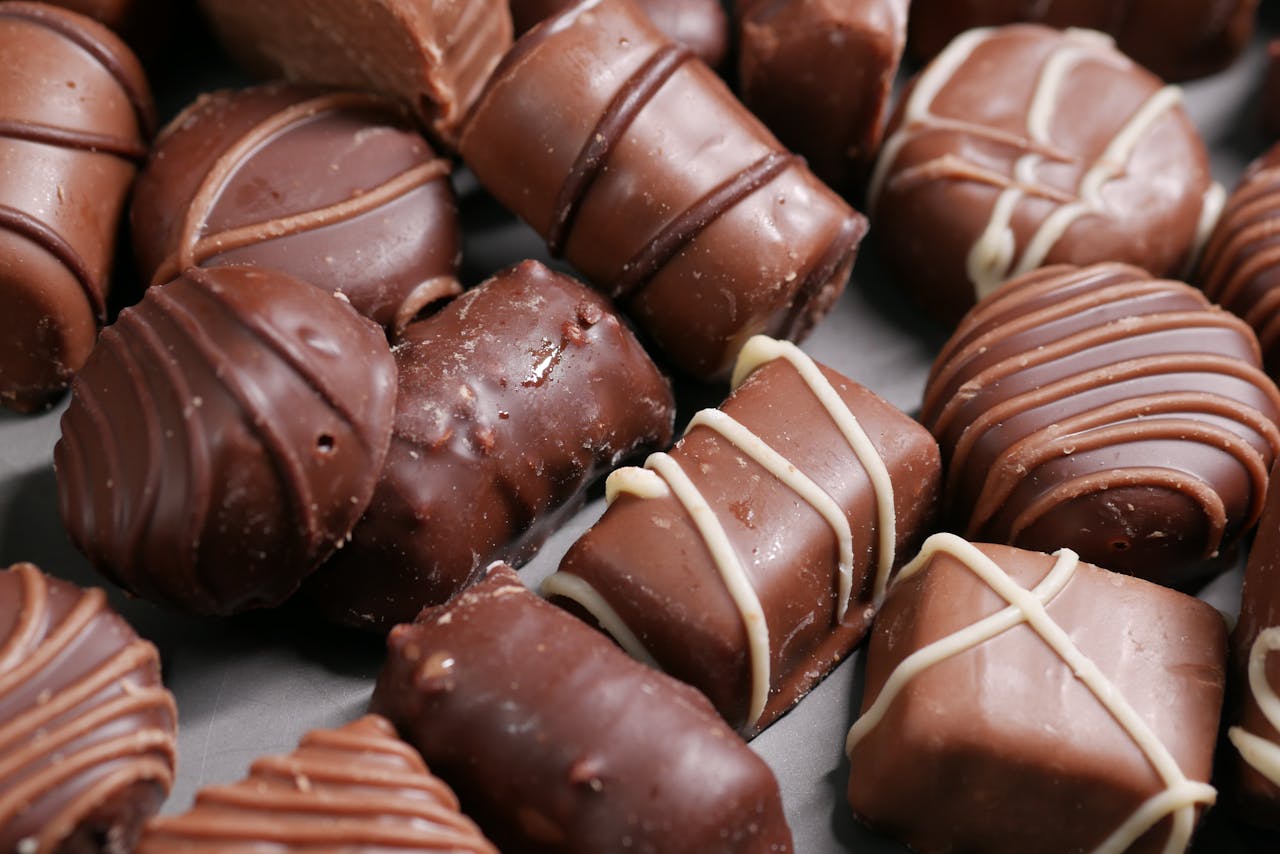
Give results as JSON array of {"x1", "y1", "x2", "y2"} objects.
[
  {"x1": 0, "y1": 2, "x2": 153, "y2": 412},
  {"x1": 510, "y1": 0, "x2": 728, "y2": 68},
  {"x1": 871, "y1": 25, "x2": 1220, "y2": 327},
  {"x1": 845, "y1": 535, "x2": 1226, "y2": 854},
  {"x1": 55, "y1": 265, "x2": 397, "y2": 616},
  {"x1": 922, "y1": 263, "x2": 1280, "y2": 590},
  {"x1": 197, "y1": 0, "x2": 512, "y2": 147},
  {"x1": 304, "y1": 260, "x2": 675, "y2": 631},
  {"x1": 736, "y1": 0, "x2": 908, "y2": 190},
  {"x1": 371, "y1": 564, "x2": 794, "y2": 853},
  {"x1": 461, "y1": 0, "x2": 867, "y2": 380},
  {"x1": 907, "y1": 0, "x2": 1258, "y2": 82},
  {"x1": 1263, "y1": 40, "x2": 1280, "y2": 140},
  {"x1": 139, "y1": 715, "x2": 497, "y2": 852},
  {"x1": 1, "y1": 563, "x2": 177, "y2": 854},
  {"x1": 547, "y1": 336, "x2": 940, "y2": 735},
  {"x1": 132, "y1": 84, "x2": 461, "y2": 334}
]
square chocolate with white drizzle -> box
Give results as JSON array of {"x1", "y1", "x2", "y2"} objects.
[
  {"x1": 846, "y1": 534, "x2": 1226, "y2": 854},
  {"x1": 545, "y1": 335, "x2": 940, "y2": 736}
]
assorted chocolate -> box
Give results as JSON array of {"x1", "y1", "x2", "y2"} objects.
[
  {"x1": 511, "y1": 0, "x2": 728, "y2": 68},
  {"x1": 371, "y1": 563, "x2": 795, "y2": 853},
  {"x1": 304, "y1": 260, "x2": 675, "y2": 631},
  {"x1": 0, "y1": 563, "x2": 177, "y2": 854}
]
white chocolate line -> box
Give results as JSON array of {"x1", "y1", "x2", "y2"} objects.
[
  {"x1": 1229, "y1": 626, "x2": 1280, "y2": 786},
  {"x1": 540, "y1": 572, "x2": 662, "y2": 670},
  {"x1": 605, "y1": 466, "x2": 669, "y2": 503}
]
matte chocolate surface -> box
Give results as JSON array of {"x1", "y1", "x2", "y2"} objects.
[
  {"x1": 548, "y1": 336, "x2": 940, "y2": 735},
  {"x1": 0, "y1": 563, "x2": 177, "y2": 854},
  {"x1": 305, "y1": 260, "x2": 675, "y2": 631},
  {"x1": 871, "y1": 24, "x2": 1219, "y2": 327},
  {"x1": 511, "y1": 0, "x2": 728, "y2": 68},
  {"x1": 461, "y1": 0, "x2": 867, "y2": 380},
  {"x1": 846, "y1": 536, "x2": 1226, "y2": 854},
  {"x1": 132, "y1": 83, "x2": 460, "y2": 335},
  {"x1": 922, "y1": 263, "x2": 1280, "y2": 589},
  {"x1": 55, "y1": 265, "x2": 397, "y2": 616},
  {"x1": 0, "y1": 2, "x2": 153, "y2": 412}
]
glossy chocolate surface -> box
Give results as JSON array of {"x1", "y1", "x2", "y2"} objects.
[
  {"x1": 132, "y1": 83, "x2": 461, "y2": 334},
  {"x1": 305, "y1": 260, "x2": 675, "y2": 631},
  {"x1": 371, "y1": 564, "x2": 794, "y2": 853},
  {"x1": 510, "y1": 0, "x2": 728, "y2": 68},
  {"x1": 922, "y1": 263, "x2": 1280, "y2": 589},
  {"x1": 55, "y1": 265, "x2": 397, "y2": 616}
]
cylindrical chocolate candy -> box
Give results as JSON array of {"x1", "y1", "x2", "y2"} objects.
[
  {"x1": 0, "y1": 2, "x2": 153, "y2": 412},
  {"x1": 461, "y1": 0, "x2": 867, "y2": 380},
  {"x1": 304, "y1": 260, "x2": 675, "y2": 631},
  {"x1": 510, "y1": 0, "x2": 728, "y2": 68}
]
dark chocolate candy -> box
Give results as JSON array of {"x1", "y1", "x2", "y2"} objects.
[
  {"x1": 461, "y1": 0, "x2": 866, "y2": 380},
  {"x1": 0, "y1": 2, "x2": 153, "y2": 412},
  {"x1": 197, "y1": 0, "x2": 512, "y2": 147},
  {"x1": 55, "y1": 265, "x2": 397, "y2": 616},
  {"x1": 922, "y1": 263, "x2": 1280, "y2": 590},
  {"x1": 371, "y1": 564, "x2": 794, "y2": 854},
  {"x1": 871, "y1": 24, "x2": 1220, "y2": 328},
  {"x1": 907, "y1": 0, "x2": 1258, "y2": 82},
  {"x1": 304, "y1": 260, "x2": 675, "y2": 631},
  {"x1": 0, "y1": 563, "x2": 177, "y2": 854},
  {"x1": 736, "y1": 0, "x2": 908, "y2": 191},
  {"x1": 132, "y1": 83, "x2": 461, "y2": 334},
  {"x1": 547, "y1": 336, "x2": 940, "y2": 735},
  {"x1": 139, "y1": 715, "x2": 497, "y2": 852},
  {"x1": 845, "y1": 535, "x2": 1226, "y2": 854},
  {"x1": 1263, "y1": 40, "x2": 1280, "y2": 140},
  {"x1": 510, "y1": 0, "x2": 728, "y2": 68}
]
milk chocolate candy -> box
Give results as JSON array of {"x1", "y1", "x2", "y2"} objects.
[
  {"x1": 871, "y1": 25, "x2": 1220, "y2": 328},
  {"x1": 510, "y1": 0, "x2": 729, "y2": 68},
  {"x1": 907, "y1": 0, "x2": 1258, "y2": 82},
  {"x1": 737, "y1": 0, "x2": 908, "y2": 190},
  {"x1": 0, "y1": 2, "x2": 153, "y2": 412},
  {"x1": 371, "y1": 564, "x2": 794, "y2": 854},
  {"x1": 197, "y1": 0, "x2": 512, "y2": 147},
  {"x1": 845, "y1": 535, "x2": 1226, "y2": 854},
  {"x1": 132, "y1": 84, "x2": 461, "y2": 335},
  {"x1": 51, "y1": 0, "x2": 169, "y2": 55},
  {"x1": 546, "y1": 336, "x2": 941, "y2": 735},
  {"x1": 462, "y1": 0, "x2": 867, "y2": 380},
  {"x1": 305, "y1": 260, "x2": 675, "y2": 631},
  {"x1": 55, "y1": 265, "x2": 397, "y2": 616},
  {"x1": 922, "y1": 263, "x2": 1280, "y2": 590},
  {"x1": 139, "y1": 715, "x2": 498, "y2": 852},
  {"x1": 0, "y1": 563, "x2": 177, "y2": 854}
]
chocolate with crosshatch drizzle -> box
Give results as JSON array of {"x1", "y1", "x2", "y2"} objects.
[
  {"x1": 304, "y1": 260, "x2": 675, "y2": 631},
  {"x1": 0, "y1": 2, "x2": 153, "y2": 412},
  {"x1": 510, "y1": 0, "x2": 728, "y2": 68},
  {"x1": 461, "y1": 0, "x2": 866, "y2": 380},
  {"x1": 371, "y1": 564, "x2": 794, "y2": 854},
  {"x1": 131, "y1": 83, "x2": 461, "y2": 334}
]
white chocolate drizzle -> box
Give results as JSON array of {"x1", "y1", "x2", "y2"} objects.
[
  {"x1": 846, "y1": 534, "x2": 1215, "y2": 854},
  {"x1": 540, "y1": 572, "x2": 662, "y2": 670},
  {"x1": 1228, "y1": 626, "x2": 1280, "y2": 786}
]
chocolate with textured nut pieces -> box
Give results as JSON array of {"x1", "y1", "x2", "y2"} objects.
[
  {"x1": 55, "y1": 265, "x2": 397, "y2": 616},
  {"x1": 304, "y1": 260, "x2": 675, "y2": 631},
  {"x1": 371, "y1": 564, "x2": 794, "y2": 854},
  {"x1": 510, "y1": 0, "x2": 728, "y2": 68},
  {"x1": 462, "y1": 0, "x2": 866, "y2": 380}
]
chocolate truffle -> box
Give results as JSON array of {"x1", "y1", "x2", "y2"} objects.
[
  {"x1": 0, "y1": 563, "x2": 177, "y2": 854},
  {"x1": 510, "y1": 0, "x2": 728, "y2": 68},
  {"x1": 197, "y1": 0, "x2": 512, "y2": 147},
  {"x1": 736, "y1": 0, "x2": 908, "y2": 190},
  {"x1": 55, "y1": 265, "x2": 397, "y2": 616},
  {"x1": 371, "y1": 564, "x2": 794, "y2": 854},
  {"x1": 922, "y1": 263, "x2": 1280, "y2": 590},
  {"x1": 0, "y1": 2, "x2": 153, "y2": 412},
  {"x1": 907, "y1": 0, "x2": 1258, "y2": 82},
  {"x1": 871, "y1": 25, "x2": 1221, "y2": 328},
  {"x1": 845, "y1": 535, "x2": 1226, "y2": 854},
  {"x1": 132, "y1": 84, "x2": 461, "y2": 335},
  {"x1": 138, "y1": 715, "x2": 497, "y2": 852},
  {"x1": 546, "y1": 335, "x2": 940, "y2": 735},
  {"x1": 304, "y1": 260, "x2": 675, "y2": 631},
  {"x1": 461, "y1": 0, "x2": 867, "y2": 380}
]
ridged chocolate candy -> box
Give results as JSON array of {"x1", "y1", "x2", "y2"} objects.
[
  {"x1": 55, "y1": 265, "x2": 397, "y2": 616},
  {"x1": 922, "y1": 263, "x2": 1280, "y2": 589},
  {"x1": 305, "y1": 260, "x2": 674, "y2": 631},
  {"x1": 0, "y1": 563, "x2": 177, "y2": 854},
  {"x1": 0, "y1": 2, "x2": 153, "y2": 412},
  {"x1": 461, "y1": 0, "x2": 866, "y2": 380},
  {"x1": 510, "y1": 0, "x2": 728, "y2": 68},
  {"x1": 138, "y1": 715, "x2": 497, "y2": 852}
]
